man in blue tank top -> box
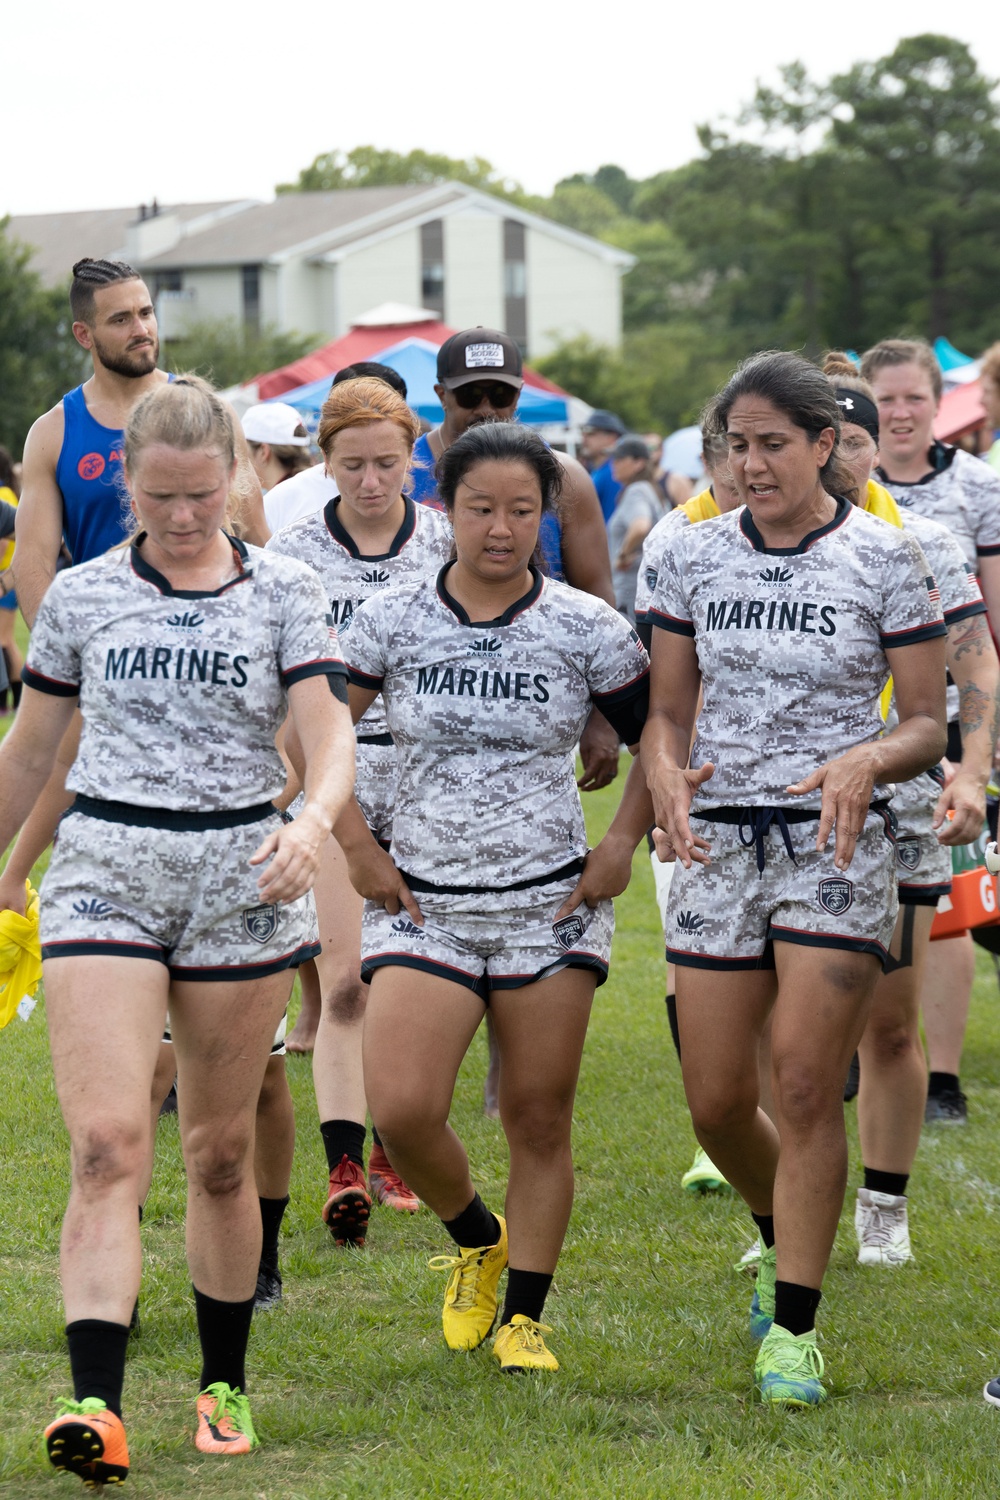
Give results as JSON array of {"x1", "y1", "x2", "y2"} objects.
[{"x1": 15, "y1": 258, "x2": 267, "y2": 629}]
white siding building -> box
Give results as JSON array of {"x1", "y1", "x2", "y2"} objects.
[{"x1": 10, "y1": 184, "x2": 634, "y2": 358}]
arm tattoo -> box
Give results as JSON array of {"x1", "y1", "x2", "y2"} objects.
[
  {"x1": 959, "y1": 679, "x2": 990, "y2": 737},
  {"x1": 950, "y1": 614, "x2": 991, "y2": 661}
]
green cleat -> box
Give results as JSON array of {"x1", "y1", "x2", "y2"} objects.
[
  {"x1": 755, "y1": 1324, "x2": 827, "y2": 1407},
  {"x1": 749, "y1": 1243, "x2": 776, "y2": 1342},
  {"x1": 681, "y1": 1146, "x2": 731, "y2": 1195}
]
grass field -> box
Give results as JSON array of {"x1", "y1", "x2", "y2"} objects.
[{"x1": 3, "y1": 746, "x2": 1000, "y2": 1496}]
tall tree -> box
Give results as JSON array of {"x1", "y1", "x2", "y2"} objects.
[
  {"x1": 0, "y1": 222, "x2": 85, "y2": 458},
  {"x1": 278, "y1": 146, "x2": 522, "y2": 199}
]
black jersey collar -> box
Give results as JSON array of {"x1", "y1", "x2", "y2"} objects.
[
  {"x1": 323, "y1": 496, "x2": 417, "y2": 560},
  {"x1": 436, "y1": 562, "x2": 544, "y2": 626},
  {"x1": 875, "y1": 441, "x2": 956, "y2": 489},
  {"x1": 130, "y1": 532, "x2": 252, "y2": 598},
  {"x1": 739, "y1": 495, "x2": 850, "y2": 556}
]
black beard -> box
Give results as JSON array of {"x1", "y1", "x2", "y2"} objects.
[{"x1": 92, "y1": 338, "x2": 160, "y2": 379}]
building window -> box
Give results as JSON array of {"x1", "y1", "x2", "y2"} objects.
[
  {"x1": 503, "y1": 220, "x2": 527, "y2": 354},
  {"x1": 242, "y1": 264, "x2": 261, "y2": 335},
  {"x1": 420, "y1": 220, "x2": 445, "y2": 316},
  {"x1": 153, "y1": 271, "x2": 182, "y2": 297}
]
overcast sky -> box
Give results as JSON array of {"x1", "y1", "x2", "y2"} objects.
[{"x1": 6, "y1": 1, "x2": 998, "y2": 216}]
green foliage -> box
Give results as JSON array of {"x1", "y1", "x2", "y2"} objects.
[
  {"x1": 163, "y1": 319, "x2": 317, "y2": 389},
  {"x1": 277, "y1": 145, "x2": 523, "y2": 200},
  {"x1": 0, "y1": 221, "x2": 86, "y2": 458}
]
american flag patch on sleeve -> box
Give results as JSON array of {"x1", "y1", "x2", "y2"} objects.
[
  {"x1": 968, "y1": 572, "x2": 984, "y2": 601},
  {"x1": 925, "y1": 576, "x2": 941, "y2": 607}
]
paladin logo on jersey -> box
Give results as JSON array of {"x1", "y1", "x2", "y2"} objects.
[
  {"x1": 818, "y1": 878, "x2": 854, "y2": 915},
  {"x1": 243, "y1": 904, "x2": 279, "y2": 943},
  {"x1": 71, "y1": 897, "x2": 113, "y2": 920},
  {"x1": 895, "y1": 839, "x2": 922, "y2": 872},
  {"x1": 360, "y1": 568, "x2": 391, "y2": 587},
  {"x1": 390, "y1": 916, "x2": 424, "y2": 939},
  {"x1": 676, "y1": 910, "x2": 704, "y2": 933},
  {"x1": 758, "y1": 567, "x2": 794, "y2": 585},
  {"x1": 165, "y1": 611, "x2": 204, "y2": 630},
  {"x1": 467, "y1": 635, "x2": 503, "y2": 659},
  {"x1": 553, "y1": 913, "x2": 590, "y2": 950}
]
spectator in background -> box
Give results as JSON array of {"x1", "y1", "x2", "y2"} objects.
[
  {"x1": 579, "y1": 410, "x2": 627, "y2": 520},
  {"x1": 0, "y1": 446, "x2": 22, "y2": 713},
  {"x1": 607, "y1": 437, "x2": 664, "y2": 622},
  {"x1": 260, "y1": 364, "x2": 409, "y2": 535},
  {"x1": 981, "y1": 342, "x2": 1000, "y2": 475},
  {"x1": 242, "y1": 402, "x2": 314, "y2": 500}
]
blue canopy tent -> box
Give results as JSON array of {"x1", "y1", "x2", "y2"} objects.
[{"x1": 271, "y1": 337, "x2": 569, "y2": 429}]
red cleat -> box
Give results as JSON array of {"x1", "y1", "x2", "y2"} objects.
[
  {"x1": 368, "y1": 1143, "x2": 420, "y2": 1213},
  {"x1": 321, "y1": 1153, "x2": 371, "y2": 1246}
]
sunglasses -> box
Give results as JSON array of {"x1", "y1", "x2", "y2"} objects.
[{"x1": 453, "y1": 383, "x2": 520, "y2": 410}]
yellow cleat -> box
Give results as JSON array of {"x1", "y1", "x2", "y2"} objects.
[
  {"x1": 429, "y1": 1215, "x2": 507, "y2": 1350},
  {"x1": 493, "y1": 1315, "x2": 559, "y2": 1373}
]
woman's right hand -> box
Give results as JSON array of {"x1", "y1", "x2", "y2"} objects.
[
  {"x1": 0, "y1": 869, "x2": 27, "y2": 917},
  {"x1": 343, "y1": 841, "x2": 424, "y2": 925},
  {"x1": 647, "y1": 761, "x2": 715, "y2": 868}
]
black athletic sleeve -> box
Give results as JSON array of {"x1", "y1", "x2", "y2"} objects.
[{"x1": 591, "y1": 674, "x2": 649, "y2": 746}]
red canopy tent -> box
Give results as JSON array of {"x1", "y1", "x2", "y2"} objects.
[
  {"x1": 934, "y1": 379, "x2": 987, "y2": 443},
  {"x1": 251, "y1": 314, "x2": 569, "y2": 401}
]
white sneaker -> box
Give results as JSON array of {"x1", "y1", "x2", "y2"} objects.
[{"x1": 854, "y1": 1187, "x2": 914, "y2": 1266}]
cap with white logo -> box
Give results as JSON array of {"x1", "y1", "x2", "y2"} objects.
[{"x1": 436, "y1": 327, "x2": 523, "y2": 390}]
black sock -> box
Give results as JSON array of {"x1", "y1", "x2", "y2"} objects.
[
  {"x1": 773, "y1": 1280, "x2": 821, "y2": 1337},
  {"x1": 928, "y1": 1071, "x2": 960, "y2": 1097},
  {"x1": 319, "y1": 1119, "x2": 366, "y2": 1172},
  {"x1": 371, "y1": 1124, "x2": 383, "y2": 1148},
  {"x1": 442, "y1": 1192, "x2": 500, "y2": 1250},
  {"x1": 751, "y1": 1212, "x2": 775, "y2": 1249},
  {"x1": 192, "y1": 1287, "x2": 255, "y2": 1393},
  {"x1": 66, "y1": 1320, "x2": 130, "y2": 1418},
  {"x1": 501, "y1": 1269, "x2": 552, "y2": 1326},
  {"x1": 10, "y1": 679, "x2": 21, "y2": 708},
  {"x1": 864, "y1": 1167, "x2": 908, "y2": 1197},
  {"x1": 665, "y1": 994, "x2": 681, "y2": 1062},
  {"x1": 259, "y1": 1196, "x2": 289, "y2": 1273}
]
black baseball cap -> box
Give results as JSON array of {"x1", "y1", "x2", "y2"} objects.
[
  {"x1": 437, "y1": 327, "x2": 523, "y2": 390},
  {"x1": 582, "y1": 409, "x2": 627, "y2": 436}
]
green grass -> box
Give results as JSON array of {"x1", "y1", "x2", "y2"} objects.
[{"x1": 4, "y1": 736, "x2": 1000, "y2": 1494}]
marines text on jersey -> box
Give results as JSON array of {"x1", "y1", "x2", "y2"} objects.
[
  {"x1": 343, "y1": 565, "x2": 650, "y2": 889},
  {"x1": 22, "y1": 536, "x2": 346, "y2": 811},
  {"x1": 648, "y1": 498, "x2": 947, "y2": 809},
  {"x1": 266, "y1": 495, "x2": 453, "y2": 741}
]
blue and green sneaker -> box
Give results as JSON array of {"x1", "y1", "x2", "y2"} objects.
[
  {"x1": 749, "y1": 1243, "x2": 775, "y2": 1341},
  {"x1": 755, "y1": 1324, "x2": 826, "y2": 1407}
]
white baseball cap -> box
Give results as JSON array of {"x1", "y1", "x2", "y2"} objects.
[{"x1": 241, "y1": 402, "x2": 311, "y2": 446}]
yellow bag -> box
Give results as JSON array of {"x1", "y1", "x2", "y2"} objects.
[
  {"x1": 863, "y1": 480, "x2": 905, "y2": 721},
  {"x1": 0, "y1": 882, "x2": 42, "y2": 1028}
]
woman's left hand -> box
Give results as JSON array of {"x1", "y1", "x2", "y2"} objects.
[
  {"x1": 249, "y1": 809, "x2": 328, "y2": 904},
  {"x1": 553, "y1": 834, "x2": 635, "y2": 922},
  {"x1": 787, "y1": 747, "x2": 878, "y2": 872},
  {"x1": 933, "y1": 769, "x2": 987, "y2": 846}
]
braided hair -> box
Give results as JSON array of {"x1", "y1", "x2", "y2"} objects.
[{"x1": 70, "y1": 258, "x2": 142, "y2": 322}]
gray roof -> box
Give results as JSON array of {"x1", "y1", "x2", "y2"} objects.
[
  {"x1": 140, "y1": 186, "x2": 443, "y2": 269},
  {"x1": 6, "y1": 202, "x2": 242, "y2": 286}
]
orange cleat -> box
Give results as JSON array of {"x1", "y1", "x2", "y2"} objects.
[
  {"x1": 368, "y1": 1143, "x2": 420, "y2": 1213},
  {"x1": 194, "y1": 1383, "x2": 258, "y2": 1455},
  {"x1": 45, "y1": 1398, "x2": 129, "y2": 1488},
  {"x1": 321, "y1": 1154, "x2": 371, "y2": 1246}
]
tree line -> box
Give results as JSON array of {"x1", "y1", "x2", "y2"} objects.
[{"x1": 3, "y1": 33, "x2": 998, "y2": 453}]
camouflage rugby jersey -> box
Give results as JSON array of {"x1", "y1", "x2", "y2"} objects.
[
  {"x1": 344, "y1": 564, "x2": 650, "y2": 888},
  {"x1": 23, "y1": 536, "x2": 345, "y2": 810},
  {"x1": 648, "y1": 497, "x2": 946, "y2": 809},
  {"x1": 267, "y1": 496, "x2": 452, "y2": 740},
  {"x1": 877, "y1": 445, "x2": 1000, "y2": 573}
]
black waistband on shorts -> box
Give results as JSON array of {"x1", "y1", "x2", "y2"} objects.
[
  {"x1": 70, "y1": 794, "x2": 277, "y2": 831},
  {"x1": 356, "y1": 732, "x2": 394, "y2": 746},
  {"x1": 695, "y1": 800, "x2": 892, "y2": 876},
  {"x1": 401, "y1": 856, "x2": 586, "y2": 897}
]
